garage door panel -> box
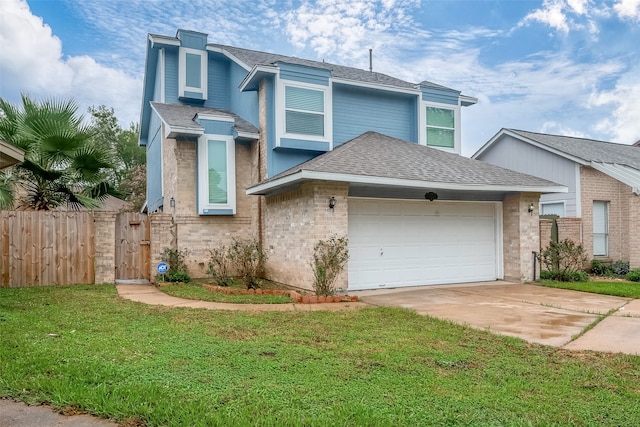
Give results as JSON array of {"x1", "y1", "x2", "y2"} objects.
[{"x1": 348, "y1": 199, "x2": 499, "y2": 291}]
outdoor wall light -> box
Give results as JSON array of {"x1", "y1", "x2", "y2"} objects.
[
  {"x1": 424, "y1": 191, "x2": 438, "y2": 202},
  {"x1": 170, "y1": 197, "x2": 175, "y2": 208},
  {"x1": 328, "y1": 196, "x2": 336, "y2": 210},
  {"x1": 528, "y1": 202, "x2": 535, "y2": 215}
]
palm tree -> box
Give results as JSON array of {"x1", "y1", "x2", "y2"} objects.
[{"x1": 0, "y1": 95, "x2": 117, "y2": 210}]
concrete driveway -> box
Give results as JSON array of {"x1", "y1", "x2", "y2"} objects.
[{"x1": 354, "y1": 281, "x2": 640, "y2": 355}]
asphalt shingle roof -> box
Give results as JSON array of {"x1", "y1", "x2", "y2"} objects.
[
  {"x1": 212, "y1": 44, "x2": 448, "y2": 92},
  {"x1": 509, "y1": 129, "x2": 640, "y2": 168},
  {"x1": 260, "y1": 131, "x2": 561, "y2": 188},
  {"x1": 150, "y1": 102, "x2": 258, "y2": 134}
]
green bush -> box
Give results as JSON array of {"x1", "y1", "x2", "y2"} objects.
[
  {"x1": 625, "y1": 269, "x2": 640, "y2": 282},
  {"x1": 158, "y1": 247, "x2": 191, "y2": 282},
  {"x1": 311, "y1": 235, "x2": 349, "y2": 296},
  {"x1": 206, "y1": 238, "x2": 266, "y2": 289},
  {"x1": 611, "y1": 261, "x2": 630, "y2": 276},
  {"x1": 591, "y1": 259, "x2": 611, "y2": 276},
  {"x1": 538, "y1": 239, "x2": 588, "y2": 282}
]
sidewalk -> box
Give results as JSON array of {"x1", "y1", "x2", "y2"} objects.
[{"x1": 116, "y1": 284, "x2": 367, "y2": 311}]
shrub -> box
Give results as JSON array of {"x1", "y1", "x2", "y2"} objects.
[
  {"x1": 591, "y1": 259, "x2": 611, "y2": 276},
  {"x1": 310, "y1": 235, "x2": 349, "y2": 297},
  {"x1": 625, "y1": 269, "x2": 640, "y2": 282},
  {"x1": 611, "y1": 261, "x2": 630, "y2": 276},
  {"x1": 228, "y1": 238, "x2": 267, "y2": 289},
  {"x1": 538, "y1": 239, "x2": 588, "y2": 282},
  {"x1": 206, "y1": 238, "x2": 267, "y2": 289},
  {"x1": 159, "y1": 247, "x2": 191, "y2": 282}
]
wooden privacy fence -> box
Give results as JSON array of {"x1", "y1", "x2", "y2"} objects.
[
  {"x1": 0, "y1": 211, "x2": 170, "y2": 287},
  {"x1": 1, "y1": 211, "x2": 95, "y2": 287}
]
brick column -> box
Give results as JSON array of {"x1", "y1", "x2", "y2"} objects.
[
  {"x1": 149, "y1": 213, "x2": 175, "y2": 282},
  {"x1": 503, "y1": 192, "x2": 540, "y2": 282},
  {"x1": 94, "y1": 211, "x2": 117, "y2": 284}
]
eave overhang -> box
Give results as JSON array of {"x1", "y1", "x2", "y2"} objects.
[{"x1": 246, "y1": 170, "x2": 568, "y2": 196}]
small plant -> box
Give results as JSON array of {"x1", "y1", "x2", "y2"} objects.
[
  {"x1": 310, "y1": 235, "x2": 349, "y2": 297},
  {"x1": 590, "y1": 259, "x2": 611, "y2": 276},
  {"x1": 159, "y1": 247, "x2": 191, "y2": 282},
  {"x1": 228, "y1": 238, "x2": 267, "y2": 289},
  {"x1": 538, "y1": 239, "x2": 588, "y2": 282},
  {"x1": 206, "y1": 246, "x2": 234, "y2": 286},
  {"x1": 625, "y1": 269, "x2": 640, "y2": 282},
  {"x1": 206, "y1": 238, "x2": 267, "y2": 289},
  {"x1": 611, "y1": 261, "x2": 630, "y2": 276}
]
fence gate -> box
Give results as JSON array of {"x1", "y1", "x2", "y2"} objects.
[{"x1": 115, "y1": 212, "x2": 150, "y2": 280}]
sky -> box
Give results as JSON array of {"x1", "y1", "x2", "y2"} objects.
[{"x1": 1, "y1": 0, "x2": 639, "y2": 156}]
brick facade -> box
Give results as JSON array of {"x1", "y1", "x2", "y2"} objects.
[
  {"x1": 93, "y1": 212, "x2": 117, "y2": 284},
  {"x1": 580, "y1": 166, "x2": 635, "y2": 264},
  {"x1": 503, "y1": 192, "x2": 540, "y2": 282},
  {"x1": 539, "y1": 217, "x2": 582, "y2": 249},
  {"x1": 262, "y1": 181, "x2": 349, "y2": 291}
]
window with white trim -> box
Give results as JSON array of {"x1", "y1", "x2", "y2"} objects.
[
  {"x1": 179, "y1": 47, "x2": 207, "y2": 100},
  {"x1": 540, "y1": 202, "x2": 565, "y2": 217},
  {"x1": 426, "y1": 106, "x2": 455, "y2": 148},
  {"x1": 197, "y1": 135, "x2": 235, "y2": 214},
  {"x1": 593, "y1": 201, "x2": 608, "y2": 256},
  {"x1": 280, "y1": 82, "x2": 330, "y2": 141}
]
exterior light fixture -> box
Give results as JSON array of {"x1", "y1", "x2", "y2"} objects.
[
  {"x1": 424, "y1": 191, "x2": 438, "y2": 202},
  {"x1": 528, "y1": 202, "x2": 535, "y2": 215},
  {"x1": 170, "y1": 197, "x2": 175, "y2": 208},
  {"x1": 328, "y1": 196, "x2": 336, "y2": 210}
]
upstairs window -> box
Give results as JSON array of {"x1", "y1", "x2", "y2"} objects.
[
  {"x1": 285, "y1": 85, "x2": 325, "y2": 136},
  {"x1": 197, "y1": 135, "x2": 235, "y2": 214},
  {"x1": 179, "y1": 47, "x2": 207, "y2": 100},
  {"x1": 426, "y1": 106, "x2": 455, "y2": 148}
]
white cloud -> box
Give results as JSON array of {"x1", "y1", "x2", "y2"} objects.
[
  {"x1": 282, "y1": 0, "x2": 419, "y2": 62},
  {"x1": 614, "y1": 0, "x2": 640, "y2": 20},
  {"x1": 0, "y1": 0, "x2": 141, "y2": 126},
  {"x1": 589, "y1": 69, "x2": 640, "y2": 143},
  {"x1": 522, "y1": 0, "x2": 570, "y2": 33}
]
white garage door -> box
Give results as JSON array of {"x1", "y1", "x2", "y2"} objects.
[{"x1": 348, "y1": 198, "x2": 501, "y2": 291}]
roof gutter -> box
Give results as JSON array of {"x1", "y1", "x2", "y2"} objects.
[{"x1": 246, "y1": 170, "x2": 568, "y2": 196}]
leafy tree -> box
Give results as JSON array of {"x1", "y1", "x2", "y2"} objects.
[
  {"x1": 0, "y1": 95, "x2": 117, "y2": 210},
  {"x1": 88, "y1": 105, "x2": 145, "y2": 210}
]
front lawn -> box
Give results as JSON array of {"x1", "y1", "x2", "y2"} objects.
[
  {"x1": 159, "y1": 283, "x2": 293, "y2": 304},
  {"x1": 539, "y1": 279, "x2": 640, "y2": 298},
  {"x1": 1, "y1": 285, "x2": 639, "y2": 426}
]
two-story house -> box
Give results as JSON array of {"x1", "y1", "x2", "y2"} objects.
[{"x1": 139, "y1": 29, "x2": 565, "y2": 291}]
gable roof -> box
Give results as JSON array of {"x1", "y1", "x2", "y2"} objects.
[
  {"x1": 150, "y1": 102, "x2": 258, "y2": 139},
  {"x1": 473, "y1": 128, "x2": 640, "y2": 195},
  {"x1": 247, "y1": 131, "x2": 566, "y2": 196},
  {"x1": 505, "y1": 129, "x2": 640, "y2": 167}
]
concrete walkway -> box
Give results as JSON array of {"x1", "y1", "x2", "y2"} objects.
[
  {"x1": 352, "y1": 281, "x2": 640, "y2": 355},
  {"x1": 116, "y1": 284, "x2": 366, "y2": 311}
]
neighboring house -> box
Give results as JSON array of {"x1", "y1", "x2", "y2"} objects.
[
  {"x1": 0, "y1": 139, "x2": 24, "y2": 170},
  {"x1": 473, "y1": 128, "x2": 640, "y2": 266},
  {"x1": 139, "y1": 29, "x2": 565, "y2": 291}
]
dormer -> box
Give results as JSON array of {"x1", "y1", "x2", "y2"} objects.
[{"x1": 176, "y1": 29, "x2": 208, "y2": 101}]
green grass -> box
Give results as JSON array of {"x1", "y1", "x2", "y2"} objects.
[
  {"x1": 159, "y1": 283, "x2": 293, "y2": 304},
  {"x1": 539, "y1": 280, "x2": 640, "y2": 298},
  {"x1": 1, "y1": 285, "x2": 640, "y2": 426}
]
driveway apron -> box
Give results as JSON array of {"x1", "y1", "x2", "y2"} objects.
[{"x1": 355, "y1": 282, "x2": 637, "y2": 354}]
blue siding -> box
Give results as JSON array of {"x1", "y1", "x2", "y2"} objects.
[
  {"x1": 229, "y1": 62, "x2": 258, "y2": 126},
  {"x1": 422, "y1": 87, "x2": 459, "y2": 106},
  {"x1": 164, "y1": 48, "x2": 179, "y2": 104},
  {"x1": 196, "y1": 118, "x2": 234, "y2": 135},
  {"x1": 176, "y1": 30, "x2": 207, "y2": 49},
  {"x1": 206, "y1": 55, "x2": 230, "y2": 109},
  {"x1": 153, "y1": 51, "x2": 162, "y2": 102},
  {"x1": 278, "y1": 138, "x2": 329, "y2": 152},
  {"x1": 333, "y1": 84, "x2": 417, "y2": 145},
  {"x1": 146, "y1": 111, "x2": 163, "y2": 212},
  {"x1": 279, "y1": 63, "x2": 330, "y2": 86}
]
